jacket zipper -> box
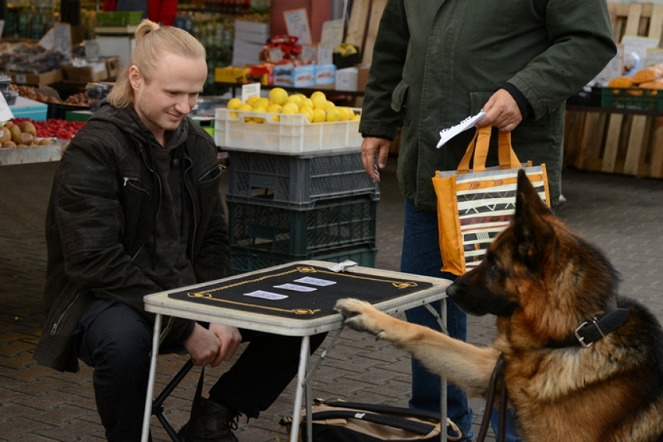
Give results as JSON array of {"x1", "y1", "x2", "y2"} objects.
[
  {"x1": 123, "y1": 176, "x2": 150, "y2": 197},
  {"x1": 51, "y1": 292, "x2": 81, "y2": 335}
]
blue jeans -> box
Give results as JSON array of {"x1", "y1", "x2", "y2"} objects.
[{"x1": 401, "y1": 199, "x2": 520, "y2": 441}]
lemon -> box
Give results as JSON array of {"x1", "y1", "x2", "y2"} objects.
[
  {"x1": 282, "y1": 102, "x2": 299, "y2": 114},
  {"x1": 286, "y1": 95, "x2": 303, "y2": 106},
  {"x1": 351, "y1": 114, "x2": 361, "y2": 121},
  {"x1": 311, "y1": 91, "x2": 327, "y2": 101},
  {"x1": 266, "y1": 103, "x2": 282, "y2": 121},
  {"x1": 299, "y1": 105, "x2": 314, "y2": 123},
  {"x1": 269, "y1": 87, "x2": 288, "y2": 105},
  {"x1": 303, "y1": 98, "x2": 314, "y2": 109},
  {"x1": 230, "y1": 112, "x2": 239, "y2": 118},
  {"x1": 324, "y1": 101, "x2": 337, "y2": 112},
  {"x1": 337, "y1": 107, "x2": 351, "y2": 121},
  {"x1": 312, "y1": 108, "x2": 326, "y2": 123},
  {"x1": 254, "y1": 97, "x2": 270, "y2": 109},
  {"x1": 325, "y1": 107, "x2": 340, "y2": 122},
  {"x1": 311, "y1": 95, "x2": 327, "y2": 110},
  {"x1": 238, "y1": 103, "x2": 254, "y2": 122},
  {"x1": 245, "y1": 95, "x2": 261, "y2": 106},
  {"x1": 227, "y1": 97, "x2": 242, "y2": 110}
]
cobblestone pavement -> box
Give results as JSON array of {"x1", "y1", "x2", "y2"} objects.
[{"x1": 1, "y1": 157, "x2": 662, "y2": 441}]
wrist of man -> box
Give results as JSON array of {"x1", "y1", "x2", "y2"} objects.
[{"x1": 501, "y1": 82, "x2": 532, "y2": 121}]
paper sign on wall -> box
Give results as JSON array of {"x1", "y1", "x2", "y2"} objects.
[
  {"x1": 317, "y1": 44, "x2": 333, "y2": 65},
  {"x1": 284, "y1": 9, "x2": 312, "y2": 45},
  {"x1": 320, "y1": 19, "x2": 345, "y2": 47},
  {"x1": 0, "y1": 92, "x2": 14, "y2": 122},
  {"x1": 54, "y1": 23, "x2": 73, "y2": 58}
]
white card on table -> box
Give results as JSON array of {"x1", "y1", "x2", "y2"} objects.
[
  {"x1": 294, "y1": 277, "x2": 337, "y2": 287},
  {"x1": 244, "y1": 290, "x2": 289, "y2": 300},
  {"x1": 273, "y1": 284, "x2": 317, "y2": 292}
]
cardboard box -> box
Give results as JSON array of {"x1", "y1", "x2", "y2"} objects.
[
  {"x1": 215, "y1": 66, "x2": 250, "y2": 83},
  {"x1": 61, "y1": 62, "x2": 109, "y2": 84},
  {"x1": 335, "y1": 67, "x2": 358, "y2": 91},
  {"x1": 292, "y1": 65, "x2": 316, "y2": 88},
  {"x1": 6, "y1": 69, "x2": 62, "y2": 86},
  {"x1": 234, "y1": 20, "x2": 270, "y2": 44},
  {"x1": 357, "y1": 64, "x2": 371, "y2": 92},
  {"x1": 315, "y1": 64, "x2": 336, "y2": 86}
]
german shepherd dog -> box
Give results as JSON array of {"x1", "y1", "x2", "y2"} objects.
[{"x1": 335, "y1": 170, "x2": 663, "y2": 441}]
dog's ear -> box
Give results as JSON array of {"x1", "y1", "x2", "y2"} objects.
[{"x1": 513, "y1": 170, "x2": 554, "y2": 265}]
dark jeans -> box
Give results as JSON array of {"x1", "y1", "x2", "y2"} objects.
[
  {"x1": 401, "y1": 199, "x2": 521, "y2": 441},
  {"x1": 76, "y1": 299, "x2": 326, "y2": 441}
]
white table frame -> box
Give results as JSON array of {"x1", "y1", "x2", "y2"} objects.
[{"x1": 141, "y1": 260, "x2": 450, "y2": 442}]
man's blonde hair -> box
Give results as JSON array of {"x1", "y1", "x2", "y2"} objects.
[{"x1": 107, "y1": 20, "x2": 207, "y2": 108}]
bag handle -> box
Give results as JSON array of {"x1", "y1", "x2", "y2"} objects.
[{"x1": 457, "y1": 126, "x2": 521, "y2": 174}]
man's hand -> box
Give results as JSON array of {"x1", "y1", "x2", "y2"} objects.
[
  {"x1": 183, "y1": 323, "x2": 242, "y2": 368},
  {"x1": 476, "y1": 89, "x2": 522, "y2": 132},
  {"x1": 361, "y1": 137, "x2": 391, "y2": 183}
]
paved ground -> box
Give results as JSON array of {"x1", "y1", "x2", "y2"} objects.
[{"x1": 1, "y1": 155, "x2": 663, "y2": 441}]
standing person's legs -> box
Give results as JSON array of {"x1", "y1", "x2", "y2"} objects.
[
  {"x1": 76, "y1": 299, "x2": 154, "y2": 442},
  {"x1": 400, "y1": 198, "x2": 475, "y2": 441}
]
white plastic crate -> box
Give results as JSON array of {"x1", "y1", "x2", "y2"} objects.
[{"x1": 214, "y1": 108, "x2": 363, "y2": 154}]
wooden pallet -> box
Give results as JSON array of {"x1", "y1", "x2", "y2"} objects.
[
  {"x1": 344, "y1": 0, "x2": 388, "y2": 64},
  {"x1": 564, "y1": 2, "x2": 663, "y2": 178}
]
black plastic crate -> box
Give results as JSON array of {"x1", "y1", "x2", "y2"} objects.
[
  {"x1": 230, "y1": 243, "x2": 378, "y2": 274},
  {"x1": 228, "y1": 196, "x2": 377, "y2": 256},
  {"x1": 226, "y1": 150, "x2": 379, "y2": 209}
]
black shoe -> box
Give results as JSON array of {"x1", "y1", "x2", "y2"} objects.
[{"x1": 178, "y1": 397, "x2": 240, "y2": 442}]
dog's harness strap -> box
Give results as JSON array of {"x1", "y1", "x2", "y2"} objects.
[
  {"x1": 546, "y1": 306, "x2": 630, "y2": 349},
  {"x1": 477, "y1": 353, "x2": 507, "y2": 442}
]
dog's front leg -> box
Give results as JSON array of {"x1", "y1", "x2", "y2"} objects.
[{"x1": 335, "y1": 298, "x2": 499, "y2": 397}]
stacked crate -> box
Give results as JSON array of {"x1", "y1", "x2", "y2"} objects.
[{"x1": 225, "y1": 150, "x2": 380, "y2": 274}]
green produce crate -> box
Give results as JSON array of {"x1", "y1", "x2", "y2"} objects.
[
  {"x1": 97, "y1": 11, "x2": 143, "y2": 26},
  {"x1": 230, "y1": 244, "x2": 378, "y2": 275},
  {"x1": 228, "y1": 196, "x2": 377, "y2": 256},
  {"x1": 601, "y1": 87, "x2": 663, "y2": 111}
]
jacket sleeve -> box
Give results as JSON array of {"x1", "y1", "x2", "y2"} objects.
[
  {"x1": 54, "y1": 134, "x2": 163, "y2": 316},
  {"x1": 358, "y1": 0, "x2": 409, "y2": 141},
  {"x1": 507, "y1": 0, "x2": 616, "y2": 120}
]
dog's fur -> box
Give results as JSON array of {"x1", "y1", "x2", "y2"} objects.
[{"x1": 335, "y1": 170, "x2": 663, "y2": 441}]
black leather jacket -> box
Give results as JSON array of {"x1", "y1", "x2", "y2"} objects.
[{"x1": 34, "y1": 103, "x2": 231, "y2": 372}]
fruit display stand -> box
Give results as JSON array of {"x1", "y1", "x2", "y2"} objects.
[{"x1": 564, "y1": 2, "x2": 663, "y2": 179}]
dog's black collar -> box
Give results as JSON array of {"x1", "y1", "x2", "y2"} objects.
[{"x1": 546, "y1": 302, "x2": 629, "y2": 349}]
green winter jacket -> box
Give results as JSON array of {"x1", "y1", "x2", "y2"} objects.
[{"x1": 359, "y1": 0, "x2": 616, "y2": 211}]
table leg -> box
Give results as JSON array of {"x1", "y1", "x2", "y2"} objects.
[
  {"x1": 141, "y1": 313, "x2": 162, "y2": 442},
  {"x1": 290, "y1": 335, "x2": 310, "y2": 442}
]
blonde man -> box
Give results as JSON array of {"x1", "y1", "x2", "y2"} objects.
[{"x1": 35, "y1": 20, "x2": 325, "y2": 441}]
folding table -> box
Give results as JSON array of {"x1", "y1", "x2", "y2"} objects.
[{"x1": 141, "y1": 260, "x2": 451, "y2": 442}]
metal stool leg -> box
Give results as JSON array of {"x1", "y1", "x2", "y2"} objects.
[{"x1": 151, "y1": 359, "x2": 195, "y2": 441}]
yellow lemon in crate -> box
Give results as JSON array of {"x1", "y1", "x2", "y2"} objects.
[
  {"x1": 326, "y1": 107, "x2": 341, "y2": 122},
  {"x1": 269, "y1": 87, "x2": 288, "y2": 105},
  {"x1": 254, "y1": 97, "x2": 270, "y2": 109},
  {"x1": 245, "y1": 95, "x2": 261, "y2": 106},
  {"x1": 337, "y1": 107, "x2": 352, "y2": 121},
  {"x1": 267, "y1": 104, "x2": 282, "y2": 121},
  {"x1": 302, "y1": 97, "x2": 314, "y2": 109},
  {"x1": 311, "y1": 91, "x2": 327, "y2": 101},
  {"x1": 227, "y1": 97, "x2": 242, "y2": 110},
  {"x1": 282, "y1": 102, "x2": 299, "y2": 114},
  {"x1": 299, "y1": 105, "x2": 314, "y2": 123},
  {"x1": 352, "y1": 114, "x2": 361, "y2": 121},
  {"x1": 286, "y1": 95, "x2": 303, "y2": 106},
  {"x1": 237, "y1": 103, "x2": 254, "y2": 122},
  {"x1": 311, "y1": 94, "x2": 327, "y2": 110},
  {"x1": 312, "y1": 108, "x2": 326, "y2": 123},
  {"x1": 252, "y1": 105, "x2": 267, "y2": 123}
]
